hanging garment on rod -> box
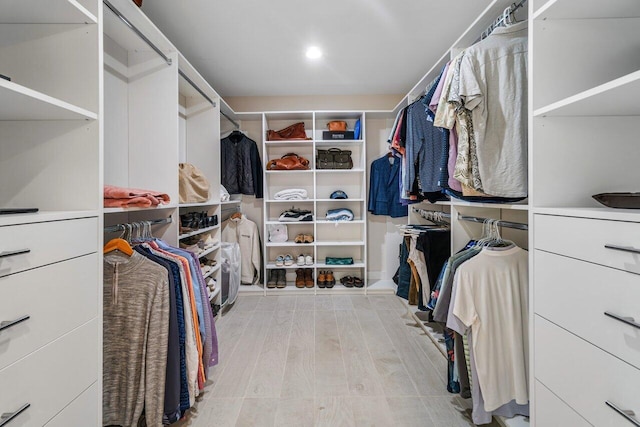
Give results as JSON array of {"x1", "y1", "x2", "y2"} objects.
[
  {"x1": 221, "y1": 130, "x2": 264, "y2": 198},
  {"x1": 222, "y1": 214, "x2": 262, "y2": 285},
  {"x1": 368, "y1": 153, "x2": 407, "y2": 218}
]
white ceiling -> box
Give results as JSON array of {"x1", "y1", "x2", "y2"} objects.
[{"x1": 141, "y1": 0, "x2": 493, "y2": 98}]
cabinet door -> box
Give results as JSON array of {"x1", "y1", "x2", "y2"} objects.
[{"x1": 534, "y1": 380, "x2": 592, "y2": 427}]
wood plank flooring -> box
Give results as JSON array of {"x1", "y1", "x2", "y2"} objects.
[{"x1": 176, "y1": 295, "x2": 501, "y2": 427}]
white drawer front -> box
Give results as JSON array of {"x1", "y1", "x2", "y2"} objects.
[
  {"x1": 0, "y1": 254, "x2": 99, "y2": 370},
  {"x1": 44, "y1": 382, "x2": 99, "y2": 427},
  {"x1": 534, "y1": 214, "x2": 640, "y2": 275},
  {"x1": 535, "y1": 316, "x2": 640, "y2": 427},
  {"x1": 0, "y1": 319, "x2": 99, "y2": 427},
  {"x1": 535, "y1": 380, "x2": 591, "y2": 427},
  {"x1": 0, "y1": 217, "x2": 97, "y2": 278},
  {"x1": 535, "y1": 250, "x2": 640, "y2": 369}
]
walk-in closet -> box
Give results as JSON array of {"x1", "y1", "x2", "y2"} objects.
[{"x1": 1, "y1": 0, "x2": 638, "y2": 426}]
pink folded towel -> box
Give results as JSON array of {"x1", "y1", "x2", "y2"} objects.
[{"x1": 103, "y1": 185, "x2": 170, "y2": 208}]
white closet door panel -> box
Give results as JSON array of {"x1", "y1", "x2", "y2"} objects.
[
  {"x1": 535, "y1": 250, "x2": 640, "y2": 369},
  {"x1": 103, "y1": 68, "x2": 130, "y2": 189},
  {"x1": 534, "y1": 214, "x2": 640, "y2": 275},
  {"x1": 534, "y1": 380, "x2": 592, "y2": 427},
  {"x1": 535, "y1": 316, "x2": 640, "y2": 427},
  {"x1": 0, "y1": 217, "x2": 97, "y2": 278},
  {"x1": 185, "y1": 101, "x2": 218, "y2": 191},
  {"x1": 0, "y1": 319, "x2": 99, "y2": 427},
  {"x1": 44, "y1": 382, "x2": 99, "y2": 427},
  {"x1": 0, "y1": 254, "x2": 98, "y2": 370}
]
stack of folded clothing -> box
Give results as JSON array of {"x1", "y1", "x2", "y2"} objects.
[
  {"x1": 274, "y1": 188, "x2": 308, "y2": 201},
  {"x1": 104, "y1": 185, "x2": 170, "y2": 208},
  {"x1": 279, "y1": 207, "x2": 313, "y2": 222},
  {"x1": 326, "y1": 208, "x2": 354, "y2": 221}
]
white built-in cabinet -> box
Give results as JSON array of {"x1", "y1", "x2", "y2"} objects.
[
  {"x1": 0, "y1": 0, "x2": 102, "y2": 425},
  {"x1": 261, "y1": 111, "x2": 368, "y2": 294},
  {"x1": 530, "y1": 1, "x2": 640, "y2": 425},
  {"x1": 102, "y1": 0, "x2": 224, "y2": 309}
]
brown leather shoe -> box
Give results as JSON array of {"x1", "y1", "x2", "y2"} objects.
[
  {"x1": 325, "y1": 270, "x2": 335, "y2": 288},
  {"x1": 295, "y1": 268, "x2": 305, "y2": 288},
  {"x1": 317, "y1": 270, "x2": 326, "y2": 288},
  {"x1": 304, "y1": 268, "x2": 314, "y2": 288}
]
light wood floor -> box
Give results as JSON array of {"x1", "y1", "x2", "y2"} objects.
[{"x1": 176, "y1": 294, "x2": 501, "y2": 427}]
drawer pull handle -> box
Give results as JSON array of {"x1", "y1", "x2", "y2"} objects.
[
  {"x1": 0, "y1": 249, "x2": 30, "y2": 259},
  {"x1": 605, "y1": 312, "x2": 640, "y2": 330},
  {"x1": 605, "y1": 244, "x2": 640, "y2": 255},
  {"x1": 0, "y1": 403, "x2": 30, "y2": 427},
  {"x1": 606, "y1": 401, "x2": 640, "y2": 426},
  {"x1": 0, "y1": 315, "x2": 30, "y2": 333}
]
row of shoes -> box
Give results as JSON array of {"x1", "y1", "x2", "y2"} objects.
[
  {"x1": 294, "y1": 233, "x2": 314, "y2": 243},
  {"x1": 275, "y1": 254, "x2": 313, "y2": 266},
  {"x1": 200, "y1": 258, "x2": 217, "y2": 276},
  {"x1": 179, "y1": 234, "x2": 216, "y2": 255},
  {"x1": 339, "y1": 276, "x2": 364, "y2": 288},
  {"x1": 180, "y1": 211, "x2": 218, "y2": 233},
  {"x1": 267, "y1": 269, "x2": 287, "y2": 288},
  {"x1": 207, "y1": 278, "x2": 217, "y2": 300}
]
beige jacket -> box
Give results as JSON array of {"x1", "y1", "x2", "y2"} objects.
[{"x1": 222, "y1": 215, "x2": 262, "y2": 285}]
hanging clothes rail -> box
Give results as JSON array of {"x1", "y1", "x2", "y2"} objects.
[
  {"x1": 178, "y1": 69, "x2": 216, "y2": 107},
  {"x1": 481, "y1": 0, "x2": 528, "y2": 39},
  {"x1": 221, "y1": 110, "x2": 240, "y2": 129},
  {"x1": 103, "y1": 0, "x2": 172, "y2": 66},
  {"x1": 457, "y1": 214, "x2": 528, "y2": 231},
  {"x1": 104, "y1": 217, "x2": 172, "y2": 233}
]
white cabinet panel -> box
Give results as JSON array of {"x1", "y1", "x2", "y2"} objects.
[
  {"x1": 535, "y1": 316, "x2": 640, "y2": 427},
  {"x1": 0, "y1": 319, "x2": 99, "y2": 427},
  {"x1": 0, "y1": 217, "x2": 97, "y2": 278},
  {"x1": 44, "y1": 382, "x2": 100, "y2": 427},
  {"x1": 534, "y1": 380, "x2": 592, "y2": 427},
  {"x1": 534, "y1": 214, "x2": 640, "y2": 275},
  {"x1": 0, "y1": 254, "x2": 98, "y2": 370}
]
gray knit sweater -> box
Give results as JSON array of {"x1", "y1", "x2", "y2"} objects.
[{"x1": 103, "y1": 251, "x2": 169, "y2": 427}]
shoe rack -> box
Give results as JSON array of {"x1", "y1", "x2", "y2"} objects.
[{"x1": 262, "y1": 111, "x2": 368, "y2": 295}]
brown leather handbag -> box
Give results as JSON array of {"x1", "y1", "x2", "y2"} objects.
[
  {"x1": 267, "y1": 153, "x2": 310, "y2": 170},
  {"x1": 267, "y1": 122, "x2": 309, "y2": 141},
  {"x1": 327, "y1": 121, "x2": 347, "y2": 131}
]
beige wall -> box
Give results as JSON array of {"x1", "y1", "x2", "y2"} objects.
[{"x1": 226, "y1": 94, "x2": 403, "y2": 113}]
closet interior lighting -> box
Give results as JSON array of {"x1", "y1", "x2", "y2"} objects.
[{"x1": 103, "y1": 0, "x2": 172, "y2": 66}]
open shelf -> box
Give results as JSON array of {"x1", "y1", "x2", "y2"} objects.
[
  {"x1": 2, "y1": 0, "x2": 97, "y2": 24},
  {"x1": 450, "y1": 200, "x2": 529, "y2": 210},
  {"x1": 315, "y1": 169, "x2": 365, "y2": 173},
  {"x1": 266, "y1": 263, "x2": 315, "y2": 270},
  {"x1": 208, "y1": 286, "x2": 220, "y2": 302},
  {"x1": 179, "y1": 200, "x2": 220, "y2": 208},
  {"x1": 103, "y1": 204, "x2": 177, "y2": 214},
  {"x1": 316, "y1": 220, "x2": 365, "y2": 224},
  {"x1": 315, "y1": 261, "x2": 365, "y2": 269},
  {"x1": 265, "y1": 169, "x2": 314, "y2": 174},
  {"x1": 315, "y1": 241, "x2": 365, "y2": 246},
  {"x1": 265, "y1": 220, "x2": 315, "y2": 225},
  {"x1": 265, "y1": 241, "x2": 314, "y2": 247},
  {"x1": 315, "y1": 140, "x2": 363, "y2": 145},
  {"x1": 198, "y1": 243, "x2": 220, "y2": 259},
  {"x1": 533, "y1": 0, "x2": 640, "y2": 20},
  {"x1": 202, "y1": 264, "x2": 220, "y2": 280},
  {"x1": 264, "y1": 140, "x2": 314, "y2": 147},
  {"x1": 0, "y1": 80, "x2": 98, "y2": 121},
  {"x1": 534, "y1": 70, "x2": 640, "y2": 117},
  {"x1": 178, "y1": 224, "x2": 219, "y2": 240}
]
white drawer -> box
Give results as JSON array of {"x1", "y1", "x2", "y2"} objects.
[
  {"x1": 0, "y1": 254, "x2": 99, "y2": 370},
  {"x1": 0, "y1": 217, "x2": 97, "y2": 278},
  {"x1": 534, "y1": 380, "x2": 591, "y2": 427},
  {"x1": 534, "y1": 250, "x2": 640, "y2": 369},
  {"x1": 534, "y1": 214, "x2": 640, "y2": 275},
  {"x1": 0, "y1": 319, "x2": 99, "y2": 427},
  {"x1": 535, "y1": 316, "x2": 640, "y2": 427},
  {"x1": 44, "y1": 382, "x2": 99, "y2": 427}
]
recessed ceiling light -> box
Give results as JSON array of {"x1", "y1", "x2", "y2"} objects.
[{"x1": 305, "y1": 46, "x2": 322, "y2": 60}]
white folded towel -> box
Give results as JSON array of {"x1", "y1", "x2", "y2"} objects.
[{"x1": 274, "y1": 188, "x2": 308, "y2": 200}]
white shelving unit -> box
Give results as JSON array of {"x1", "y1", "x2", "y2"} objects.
[
  {"x1": 0, "y1": 0, "x2": 102, "y2": 424},
  {"x1": 529, "y1": 1, "x2": 640, "y2": 426},
  {"x1": 261, "y1": 111, "x2": 368, "y2": 294}
]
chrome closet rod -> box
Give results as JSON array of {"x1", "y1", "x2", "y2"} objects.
[
  {"x1": 458, "y1": 214, "x2": 528, "y2": 231},
  {"x1": 221, "y1": 110, "x2": 240, "y2": 129},
  {"x1": 178, "y1": 69, "x2": 216, "y2": 107},
  {"x1": 104, "y1": 217, "x2": 172, "y2": 233},
  {"x1": 412, "y1": 207, "x2": 452, "y2": 218},
  {"x1": 482, "y1": 0, "x2": 528, "y2": 38},
  {"x1": 103, "y1": 0, "x2": 172, "y2": 66}
]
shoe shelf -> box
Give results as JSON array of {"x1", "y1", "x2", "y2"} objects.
[
  {"x1": 265, "y1": 241, "x2": 314, "y2": 247},
  {"x1": 266, "y1": 263, "x2": 315, "y2": 269},
  {"x1": 178, "y1": 224, "x2": 220, "y2": 240},
  {"x1": 208, "y1": 286, "x2": 221, "y2": 302},
  {"x1": 198, "y1": 242, "x2": 221, "y2": 259},
  {"x1": 315, "y1": 260, "x2": 366, "y2": 269},
  {"x1": 202, "y1": 264, "x2": 220, "y2": 280}
]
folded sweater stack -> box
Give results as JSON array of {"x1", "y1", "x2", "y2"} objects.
[
  {"x1": 104, "y1": 185, "x2": 171, "y2": 208},
  {"x1": 273, "y1": 188, "x2": 308, "y2": 201}
]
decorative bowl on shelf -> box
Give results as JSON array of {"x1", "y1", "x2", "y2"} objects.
[{"x1": 592, "y1": 192, "x2": 640, "y2": 209}]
